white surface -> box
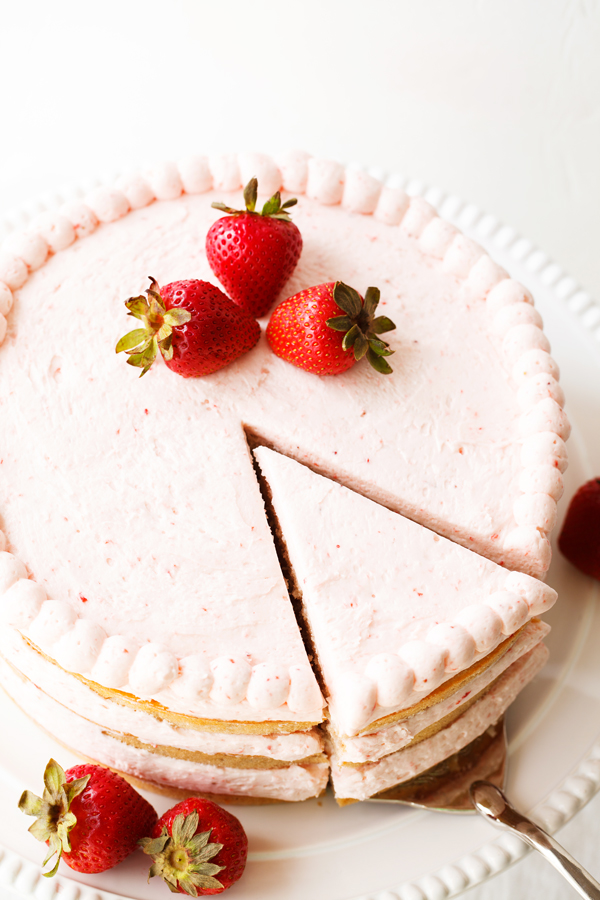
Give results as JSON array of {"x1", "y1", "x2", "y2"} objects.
[{"x1": 1, "y1": 1, "x2": 599, "y2": 898}]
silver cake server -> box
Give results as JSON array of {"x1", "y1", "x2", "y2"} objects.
[{"x1": 367, "y1": 717, "x2": 600, "y2": 898}]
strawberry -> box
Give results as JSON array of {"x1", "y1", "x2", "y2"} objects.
[
  {"x1": 139, "y1": 797, "x2": 248, "y2": 896},
  {"x1": 206, "y1": 177, "x2": 302, "y2": 318},
  {"x1": 558, "y1": 478, "x2": 600, "y2": 580},
  {"x1": 116, "y1": 277, "x2": 260, "y2": 377},
  {"x1": 18, "y1": 758, "x2": 157, "y2": 876},
  {"x1": 266, "y1": 280, "x2": 396, "y2": 375}
]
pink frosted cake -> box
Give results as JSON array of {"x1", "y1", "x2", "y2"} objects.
[{"x1": 0, "y1": 151, "x2": 568, "y2": 802}]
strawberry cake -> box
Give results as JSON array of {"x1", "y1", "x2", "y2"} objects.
[{"x1": 0, "y1": 151, "x2": 568, "y2": 803}]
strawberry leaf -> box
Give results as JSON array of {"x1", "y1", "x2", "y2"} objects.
[
  {"x1": 116, "y1": 328, "x2": 148, "y2": 354},
  {"x1": 334, "y1": 282, "x2": 362, "y2": 318},
  {"x1": 139, "y1": 834, "x2": 170, "y2": 855},
  {"x1": 127, "y1": 338, "x2": 158, "y2": 376},
  {"x1": 342, "y1": 323, "x2": 361, "y2": 350},
  {"x1": 212, "y1": 179, "x2": 298, "y2": 222},
  {"x1": 44, "y1": 759, "x2": 66, "y2": 798},
  {"x1": 368, "y1": 337, "x2": 394, "y2": 357},
  {"x1": 125, "y1": 295, "x2": 149, "y2": 319},
  {"x1": 64, "y1": 775, "x2": 90, "y2": 806},
  {"x1": 29, "y1": 815, "x2": 54, "y2": 842},
  {"x1": 163, "y1": 309, "x2": 192, "y2": 327},
  {"x1": 363, "y1": 286, "x2": 380, "y2": 318},
  {"x1": 211, "y1": 202, "x2": 238, "y2": 214},
  {"x1": 243, "y1": 178, "x2": 258, "y2": 212},
  {"x1": 159, "y1": 333, "x2": 174, "y2": 361},
  {"x1": 367, "y1": 347, "x2": 393, "y2": 374},
  {"x1": 353, "y1": 331, "x2": 369, "y2": 360},
  {"x1": 18, "y1": 790, "x2": 43, "y2": 817},
  {"x1": 370, "y1": 315, "x2": 396, "y2": 334},
  {"x1": 326, "y1": 315, "x2": 354, "y2": 332},
  {"x1": 261, "y1": 192, "x2": 282, "y2": 217}
]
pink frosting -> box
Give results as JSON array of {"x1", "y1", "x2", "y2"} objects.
[
  {"x1": 306, "y1": 158, "x2": 345, "y2": 205},
  {"x1": 172, "y1": 654, "x2": 214, "y2": 700},
  {"x1": 238, "y1": 153, "x2": 282, "y2": 197},
  {"x1": 178, "y1": 156, "x2": 213, "y2": 195},
  {"x1": 115, "y1": 173, "x2": 155, "y2": 209},
  {"x1": 85, "y1": 187, "x2": 129, "y2": 223},
  {"x1": 374, "y1": 185, "x2": 410, "y2": 225},
  {"x1": 60, "y1": 200, "x2": 100, "y2": 238},
  {"x1": 2, "y1": 231, "x2": 48, "y2": 270},
  {"x1": 208, "y1": 153, "x2": 241, "y2": 192},
  {"x1": 0, "y1": 578, "x2": 46, "y2": 628},
  {"x1": 0, "y1": 252, "x2": 28, "y2": 289},
  {"x1": 0, "y1": 282, "x2": 13, "y2": 316},
  {"x1": 343, "y1": 168, "x2": 382, "y2": 214},
  {"x1": 426, "y1": 623, "x2": 475, "y2": 672},
  {"x1": 29, "y1": 212, "x2": 75, "y2": 250},
  {"x1": 275, "y1": 150, "x2": 311, "y2": 194},
  {"x1": 145, "y1": 162, "x2": 183, "y2": 201},
  {"x1": 0, "y1": 552, "x2": 27, "y2": 593},
  {"x1": 91, "y1": 633, "x2": 139, "y2": 688}
]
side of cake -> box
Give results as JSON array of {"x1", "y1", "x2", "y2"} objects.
[{"x1": 0, "y1": 150, "x2": 567, "y2": 801}]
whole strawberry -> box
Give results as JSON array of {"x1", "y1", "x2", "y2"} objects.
[
  {"x1": 558, "y1": 478, "x2": 600, "y2": 580},
  {"x1": 18, "y1": 759, "x2": 157, "y2": 876},
  {"x1": 116, "y1": 277, "x2": 260, "y2": 377},
  {"x1": 139, "y1": 797, "x2": 248, "y2": 896},
  {"x1": 206, "y1": 177, "x2": 302, "y2": 318},
  {"x1": 267, "y1": 280, "x2": 396, "y2": 375}
]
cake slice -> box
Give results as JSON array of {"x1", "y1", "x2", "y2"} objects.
[{"x1": 254, "y1": 446, "x2": 555, "y2": 800}]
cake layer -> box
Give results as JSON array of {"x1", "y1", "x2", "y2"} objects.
[
  {"x1": 0, "y1": 655, "x2": 329, "y2": 802},
  {"x1": 0, "y1": 626, "x2": 324, "y2": 758},
  {"x1": 254, "y1": 446, "x2": 556, "y2": 735},
  {"x1": 333, "y1": 618, "x2": 549, "y2": 763},
  {"x1": 330, "y1": 641, "x2": 548, "y2": 801}
]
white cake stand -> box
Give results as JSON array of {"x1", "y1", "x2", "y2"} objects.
[{"x1": 0, "y1": 171, "x2": 599, "y2": 900}]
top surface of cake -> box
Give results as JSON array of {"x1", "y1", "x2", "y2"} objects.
[{"x1": 0, "y1": 151, "x2": 568, "y2": 725}]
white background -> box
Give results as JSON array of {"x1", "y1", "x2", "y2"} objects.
[{"x1": 1, "y1": 1, "x2": 599, "y2": 898}]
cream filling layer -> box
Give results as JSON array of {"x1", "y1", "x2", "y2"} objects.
[
  {"x1": 332, "y1": 620, "x2": 549, "y2": 763},
  {"x1": 0, "y1": 654, "x2": 329, "y2": 802},
  {"x1": 330, "y1": 641, "x2": 548, "y2": 800},
  {"x1": 0, "y1": 626, "x2": 323, "y2": 760}
]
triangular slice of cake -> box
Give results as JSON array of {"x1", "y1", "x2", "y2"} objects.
[{"x1": 254, "y1": 446, "x2": 555, "y2": 800}]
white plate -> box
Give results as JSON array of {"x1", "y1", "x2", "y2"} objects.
[{"x1": 0, "y1": 176, "x2": 599, "y2": 900}]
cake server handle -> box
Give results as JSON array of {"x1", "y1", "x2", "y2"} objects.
[{"x1": 470, "y1": 781, "x2": 600, "y2": 900}]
